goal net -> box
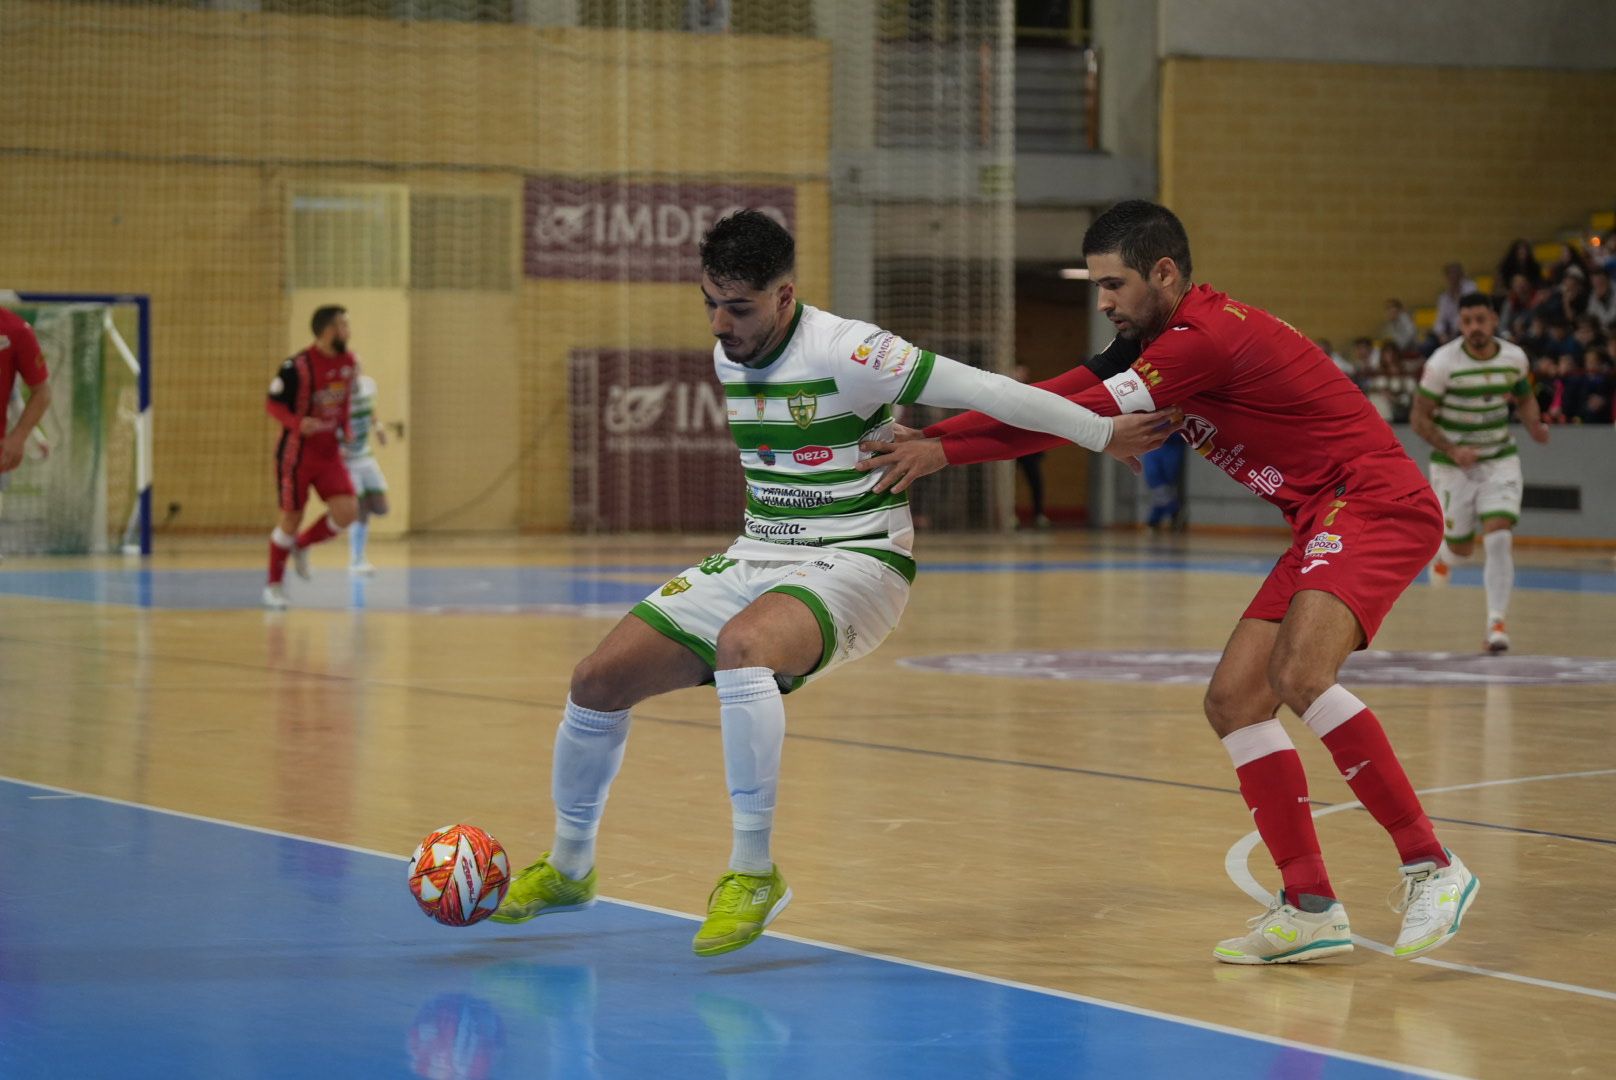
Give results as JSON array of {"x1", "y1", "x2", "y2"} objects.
[
  {"x1": 5, "y1": 1, "x2": 1013, "y2": 540},
  {"x1": 0, "y1": 294, "x2": 150, "y2": 556}
]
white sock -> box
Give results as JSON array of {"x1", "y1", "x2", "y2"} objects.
[
  {"x1": 1438, "y1": 540, "x2": 1468, "y2": 566},
  {"x1": 349, "y1": 520, "x2": 369, "y2": 564},
  {"x1": 550, "y1": 697, "x2": 631, "y2": 880},
  {"x1": 716, "y1": 666, "x2": 785, "y2": 874},
  {"x1": 271, "y1": 527, "x2": 296, "y2": 550},
  {"x1": 1483, "y1": 529, "x2": 1513, "y2": 622}
]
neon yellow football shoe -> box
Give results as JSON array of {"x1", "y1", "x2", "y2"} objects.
[
  {"x1": 489, "y1": 852, "x2": 597, "y2": 924},
  {"x1": 692, "y1": 865, "x2": 792, "y2": 957}
]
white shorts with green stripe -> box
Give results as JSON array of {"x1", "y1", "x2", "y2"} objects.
[
  {"x1": 344, "y1": 456, "x2": 389, "y2": 496},
  {"x1": 1431, "y1": 454, "x2": 1522, "y2": 542},
  {"x1": 631, "y1": 548, "x2": 909, "y2": 693}
]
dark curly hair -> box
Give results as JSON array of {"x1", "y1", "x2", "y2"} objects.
[
  {"x1": 1083, "y1": 200, "x2": 1193, "y2": 280},
  {"x1": 699, "y1": 209, "x2": 795, "y2": 290}
]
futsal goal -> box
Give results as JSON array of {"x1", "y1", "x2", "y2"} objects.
[{"x1": 0, "y1": 291, "x2": 152, "y2": 555}]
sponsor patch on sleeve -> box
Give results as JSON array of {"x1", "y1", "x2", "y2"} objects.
[{"x1": 1102, "y1": 369, "x2": 1157, "y2": 413}]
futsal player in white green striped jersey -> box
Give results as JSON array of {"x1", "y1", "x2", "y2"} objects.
[
  {"x1": 341, "y1": 373, "x2": 389, "y2": 574},
  {"x1": 492, "y1": 209, "x2": 1179, "y2": 955},
  {"x1": 1412, "y1": 292, "x2": 1548, "y2": 652}
]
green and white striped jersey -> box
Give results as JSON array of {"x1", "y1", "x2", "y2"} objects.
[
  {"x1": 718, "y1": 302, "x2": 941, "y2": 582},
  {"x1": 341, "y1": 373, "x2": 378, "y2": 462},
  {"x1": 1417, "y1": 337, "x2": 1531, "y2": 465}
]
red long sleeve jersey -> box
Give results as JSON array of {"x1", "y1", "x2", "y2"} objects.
[
  {"x1": 266, "y1": 346, "x2": 355, "y2": 456},
  {"x1": 928, "y1": 285, "x2": 1426, "y2": 522}
]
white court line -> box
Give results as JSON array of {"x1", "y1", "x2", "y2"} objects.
[
  {"x1": 1224, "y1": 767, "x2": 1616, "y2": 1003},
  {"x1": 2, "y1": 773, "x2": 1467, "y2": 1080}
]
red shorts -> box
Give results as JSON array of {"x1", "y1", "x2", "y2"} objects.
[
  {"x1": 276, "y1": 441, "x2": 354, "y2": 513},
  {"x1": 1242, "y1": 486, "x2": 1442, "y2": 646}
]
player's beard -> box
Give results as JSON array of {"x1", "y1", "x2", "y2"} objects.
[
  {"x1": 1113, "y1": 290, "x2": 1173, "y2": 341},
  {"x1": 331, "y1": 337, "x2": 348, "y2": 354},
  {"x1": 718, "y1": 336, "x2": 760, "y2": 364}
]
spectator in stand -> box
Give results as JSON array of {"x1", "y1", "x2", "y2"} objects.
[
  {"x1": 1562, "y1": 315, "x2": 1606, "y2": 360},
  {"x1": 1532, "y1": 355, "x2": 1559, "y2": 415},
  {"x1": 1544, "y1": 242, "x2": 1595, "y2": 286},
  {"x1": 1365, "y1": 341, "x2": 1414, "y2": 422},
  {"x1": 1381, "y1": 299, "x2": 1419, "y2": 354},
  {"x1": 1542, "y1": 320, "x2": 1574, "y2": 361},
  {"x1": 1580, "y1": 351, "x2": 1614, "y2": 423},
  {"x1": 1349, "y1": 337, "x2": 1377, "y2": 390},
  {"x1": 1544, "y1": 355, "x2": 1586, "y2": 424},
  {"x1": 1429, "y1": 263, "x2": 1479, "y2": 350},
  {"x1": 1517, "y1": 315, "x2": 1552, "y2": 358},
  {"x1": 1598, "y1": 233, "x2": 1616, "y2": 275},
  {"x1": 1586, "y1": 268, "x2": 1616, "y2": 329},
  {"x1": 1498, "y1": 274, "x2": 1543, "y2": 337},
  {"x1": 1536, "y1": 266, "x2": 1589, "y2": 329},
  {"x1": 1496, "y1": 239, "x2": 1543, "y2": 294}
]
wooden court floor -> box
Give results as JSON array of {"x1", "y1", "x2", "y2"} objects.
[{"x1": 3, "y1": 531, "x2": 1613, "y2": 1078}]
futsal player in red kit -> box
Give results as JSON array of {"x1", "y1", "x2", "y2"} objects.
[
  {"x1": 263, "y1": 305, "x2": 360, "y2": 609},
  {"x1": 861, "y1": 201, "x2": 1478, "y2": 964}
]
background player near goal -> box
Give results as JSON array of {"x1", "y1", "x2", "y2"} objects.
[
  {"x1": 262, "y1": 305, "x2": 360, "y2": 609},
  {"x1": 1411, "y1": 291, "x2": 1549, "y2": 653},
  {"x1": 341, "y1": 372, "x2": 390, "y2": 575}
]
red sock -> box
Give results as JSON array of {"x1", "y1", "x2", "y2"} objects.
[
  {"x1": 1236, "y1": 749, "x2": 1335, "y2": 901},
  {"x1": 268, "y1": 540, "x2": 291, "y2": 585},
  {"x1": 1303, "y1": 685, "x2": 1446, "y2": 867},
  {"x1": 296, "y1": 514, "x2": 338, "y2": 549}
]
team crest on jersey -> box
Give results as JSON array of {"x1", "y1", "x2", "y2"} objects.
[
  {"x1": 660, "y1": 576, "x2": 692, "y2": 597},
  {"x1": 1181, "y1": 413, "x2": 1218, "y2": 450},
  {"x1": 787, "y1": 389, "x2": 817, "y2": 429},
  {"x1": 1305, "y1": 532, "x2": 1344, "y2": 558}
]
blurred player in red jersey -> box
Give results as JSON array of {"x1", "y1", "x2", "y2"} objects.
[
  {"x1": 861, "y1": 201, "x2": 1479, "y2": 966},
  {"x1": 0, "y1": 307, "x2": 54, "y2": 557},
  {"x1": 263, "y1": 305, "x2": 359, "y2": 609},
  {"x1": 0, "y1": 307, "x2": 52, "y2": 476}
]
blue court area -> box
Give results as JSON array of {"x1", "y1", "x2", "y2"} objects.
[
  {"x1": 0, "y1": 779, "x2": 1440, "y2": 1080},
  {"x1": 0, "y1": 555, "x2": 1610, "y2": 612}
]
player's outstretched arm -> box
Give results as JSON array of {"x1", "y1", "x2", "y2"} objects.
[
  {"x1": 0, "y1": 382, "x2": 51, "y2": 474},
  {"x1": 910, "y1": 354, "x2": 1118, "y2": 450},
  {"x1": 858, "y1": 411, "x2": 1176, "y2": 493}
]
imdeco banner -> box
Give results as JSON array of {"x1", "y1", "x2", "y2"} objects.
[{"x1": 526, "y1": 179, "x2": 796, "y2": 282}]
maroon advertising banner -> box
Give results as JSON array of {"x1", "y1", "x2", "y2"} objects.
[
  {"x1": 525, "y1": 179, "x2": 796, "y2": 282},
  {"x1": 569, "y1": 350, "x2": 744, "y2": 532}
]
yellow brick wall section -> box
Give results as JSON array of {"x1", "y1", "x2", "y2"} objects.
[
  {"x1": 0, "y1": 2, "x2": 830, "y2": 531},
  {"x1": 1161, "y1": 57, "x2": 1616, "y2": 348}
]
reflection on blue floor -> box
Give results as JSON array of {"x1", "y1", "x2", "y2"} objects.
[
  {"x1": 0, "y1": 556, "x2": 1611, "y2": 612},
  {"x1": 0, "y1": 566, "x2": 663, "y2": 612},
  {"x1": 0, "y1": 779, "x2": 1437, "y2": 1080}
]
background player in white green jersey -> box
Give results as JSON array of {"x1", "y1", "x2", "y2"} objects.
[
  {"x1": 340, "y1": 372, "x2": 389, "y2": 574},
  {"x1": 493, "y1": 210, "x2": 1178, "y2": 955},
  {"x1": 1412, "y1": 292, "x2": 1548, "y2": 652}
]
